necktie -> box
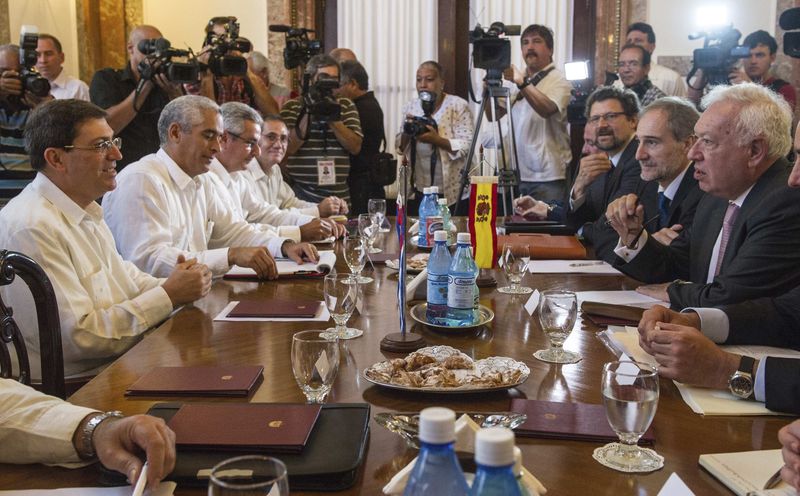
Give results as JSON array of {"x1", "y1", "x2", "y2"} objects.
[
  {"x1": 657, "y1": 192, "x2": 671, "y2": 229},
  {"x1": 714, "y1": 202, "x2": 740, "y2": 276}
]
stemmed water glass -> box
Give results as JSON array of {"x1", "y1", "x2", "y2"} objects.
[
  {"x1": 497, "y1": 243, "x2": 533, "y2": 294},
  {"x1": 534, "y1": 290, "x2": 580, "y2": 363},
  {"x1": 291, "y1": 330, "x2": 340, "y2": 404},
  {"x1": 358, "y1": 213, "x2": 381, "y2": 254},
  {"x1": 321, "y1": 273, "x2": 363, "y2": 340},
  {"x1": 343, "y1": 234, "x2": 373, "y2": 284},
  {"x1": 208, "y1": 455, "x2": 290, "y2": 495},
  {"x1": 369, "y1": 198, "x2": 390, "y2": 233},
  {"x1": 594, "y1": 360, "x2": 662, "y2": 472}
]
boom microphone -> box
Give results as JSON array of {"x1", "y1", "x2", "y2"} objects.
[{"x1": 269, "y1": 24, "x2": 292, "y2": 33}]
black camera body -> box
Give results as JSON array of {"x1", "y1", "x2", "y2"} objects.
[
  {"x1": 689, "y1": 26, "x2": 750, "y2": 86},
  {"x1": 269, "y1": 25, "x2": 323, "y2": 70},
  {"x1": 18, "y1": 26, "x2": 50, "y2": 98},
  {"x1": 469, "y1": 22, "x2": 520, "y2": 81},
  {"x1": 203, "y1": 16, "x2": 251, "y2": 76},
  {"x1": 137, "y1": 38, "x2": 200, "y2": 84},
  {"x1": 304, "y1": 75, "x2": 341, "y2": 123},
  {"x1": 403, "y1": 115, "x2": 437, "y2": 137}
]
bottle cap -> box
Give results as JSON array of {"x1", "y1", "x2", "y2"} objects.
[
  {"x1": 434, "y1": 230, "x2": 448, "y2": 242},
  {"x1": 475, "y1": 427, "x2": 515, "y2": 467},
  {"x1": 422, "y1": 187, "x2": 431, "y2": 195},
  {"x1": 457, "y1": 232, "x2": 471, "y2": 244},
  {"x1": 513, "y1": 446, "x2": 523, "y2": 475},
  {"x1": 438, "y1": 198, "x2": 448, "y2": 205},
  {"x1": 418, "y1": 407, "x2": 456, "y2": 444},
  {"x1": 430, "y1": 186, "x2": 439, "y2": 194}
]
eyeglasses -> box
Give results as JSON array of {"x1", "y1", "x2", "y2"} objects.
[
  {"x1": 63, "y1": 137, "x2": 122, "y2": 153},
  {"x1": 587, "y1": 112, "x2": 627, "y2": 124},
  {"x1": 616, "y1": 60, "x2": 642, "y2": 69},
  {"x1": 227, "y1": 132, "x2": 259, "y2": 149},
  {"x1": 262, "y1": 132, "x2": 289, "y2": 145}
]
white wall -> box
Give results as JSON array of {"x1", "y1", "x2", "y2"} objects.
[
  {"x1": 8, "y1": 0, "x2": 80, "y2": 80},
  {"x1": 142, "y1": 0, "x2": 268, "y2": 57},
  {"x1": 648, "y1": 0, "x2": 777, "y2": 60}
]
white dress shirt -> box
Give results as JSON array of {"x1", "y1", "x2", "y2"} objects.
[
  {"x1": 103, "y1": 149, "x2": 288, "y2": 278},
  {"x1": 0, "y1": 378, "x2": 95, "y2": 466},
  {"x1": 0, "y1": 174, "x2": 172, "y2": 378},
  {"x1": 243, "y1": 159, "x2": 320, "y2": 217},
  {"x1": 48, "y1": 69, "x2": 90, "y2": 101}
]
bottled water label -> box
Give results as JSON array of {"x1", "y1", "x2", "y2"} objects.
[
  {"x1": 425, "y1": 216, "x2": 443, "y2": 245},
  {"x1": 428, "y1": 273, "x2": 448, "y2": 305},
  {"x1": 448, "y1": 275, "x2": 475, "y2": 309}
]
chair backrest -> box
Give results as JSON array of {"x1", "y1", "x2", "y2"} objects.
[{"x1": 0, "y1": 250, "x2": 66, "y2": 399}]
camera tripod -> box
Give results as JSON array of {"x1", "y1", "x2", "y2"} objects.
[{"x1": 454, "y1": 72, "x2": 521, "y2": 217}]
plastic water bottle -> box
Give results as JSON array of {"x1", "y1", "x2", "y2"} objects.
[
  {"x1": 427, "y1": 230, "x2": 452, "y2": 324},
  {"x1": 447, "y1": 233, "x2": 478, "y2": 326},
  {"x1": 438, "y1": 198, "x2": 451, "y2": 232},
  {"x1": 403, "y1": 407, "x2": 469, "y2": 496},
  {"x1": 469, "y1": 428, "x2": 522, "y2": 496},
  {"x1": 418, "y1": 187, "x2": 434, "y2": 247}
]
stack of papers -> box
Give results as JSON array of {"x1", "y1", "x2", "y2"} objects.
[
  {"x1": 529, "y1": 259, "x2": 622, "y2": 275},
  {"x1": 576, "y1": 290, "x2": 662, "y2": 309},
  {"x1": 0, "y1": 483, "x2": 176, "y2": 495}
]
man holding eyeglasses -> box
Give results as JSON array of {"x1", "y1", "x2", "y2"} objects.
[
  {"x1": 617, "y1": 44, "x2": 667, "y2": 108},
  {"x1": 0, "y1": 99, "x2": 211, "y2": 378}
]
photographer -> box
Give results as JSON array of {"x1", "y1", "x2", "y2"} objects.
[
  {"x1": 0, "y1": 43, "x2": 52, "y2": 170},
  {"x1": 188, "y1": 17, "x2": 278, "y2": 116},
  {"x1": 90, "y1": 25, "x2": 184, "y2": 170},
  {"x1": 281, "y1": 54, "x2": 362, "y2": 207},
  {"x1": 397, "y1": 60, "x2": 474, "y2": 214}
]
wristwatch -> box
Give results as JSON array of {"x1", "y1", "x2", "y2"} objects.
[
  {"x1": 79, "y1": 410, "x2": 124, "y2": 460},
  {"x1": 516, "y1": 76, "x2": 532, "y2": 90},
  {"x1": 728, "y1": 356, "x2": 756, "y2": 399}
]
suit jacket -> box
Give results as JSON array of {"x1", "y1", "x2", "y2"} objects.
[
  {"x1": 618, "y1": 158, "x2": 800, "y2": 308},
  {"x1": 720, "y1": 284, "x2": 800, "y2": 350},
  {"x1": 764, "y1": 357, "x2": 800, "y2": 413}
]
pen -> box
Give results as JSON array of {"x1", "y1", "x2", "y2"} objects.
[
  {"x1": 569, "y1": 261, "x2": 605, "y2": 267},
  {"x1": 132, "y1": 461, "x2": 148, "y2": 496},
  {"x1": 763, "y1": 466, "x2": 783, "y2": 490}
]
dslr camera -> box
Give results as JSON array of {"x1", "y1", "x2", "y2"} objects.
[
  {"x1": 403, "y1": 90, "x2": 437, "y2": 137},
  {"x1": 137, "y1": 38, "x2": 199, "y2": 84},
  {"x1": 469, "y1": 22, "x2": 520, "y2": 81},
  {"x1": 202, "y1": 16, "x2": 251, "y2": 76},
  {"x1": 304, "y1": 73, "x2": 341, "y2": 123},
  {"x1": 17, "y1": 25, "x2": 50, "y2": 98},
  {"x1": 688, "y1": 26, "x2": 750, "y2": 87},
  {"x1": 269, "y1": 24, "x2": 323, "y2": 70}
]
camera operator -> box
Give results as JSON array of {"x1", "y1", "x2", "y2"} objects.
[
  {"x1": 398, "y1": 60, "x2": 474, "y2": 215},
  {"x1": 0, "y1": 44, "x2": 52, "y2": 170},
  {"x1": 281, "y1": 54, "x2": 362, "y2": 207},
  {"x1": 188, "y1": 17, "x2": 278, "y2": 116},
  {"x1": 729, "y1": 30, "x2": 796, "y2": 109},
  {"x1": 90, "y1": 25, "x2": 184, "y2": 170}
]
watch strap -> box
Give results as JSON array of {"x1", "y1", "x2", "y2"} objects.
[
  {"x1": 738, "y1": 355, "x2": 756, "y2": 376},
  {"x1": 80, "y1": 410, "x2": 124, "y2": 460}
]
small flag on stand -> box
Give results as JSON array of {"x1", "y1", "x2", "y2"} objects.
[
  {"x1": 396, "y1": 169, "x2": 408, "y2": 335},
  {"x1": 468, "y1": 176, "x2": 498, "y2": 269}
]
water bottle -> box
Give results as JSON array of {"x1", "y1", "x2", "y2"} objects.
[
  {"x1": 513, "y1": 447, "x2": 533, "y2": 496},
  {"x1": 417, "y1": 187, "x2": 433, "y2": 247},
  {"x1": 403, "y1": 407, "x2": 469, "y2": 496},
  {"x1": 469, "y1": 427, "x2": 522, "y2": 496},
  {"x1": 427, "y1": 230, "x2": 451, "y2": 325},
  {"x1": 438, "y1": 198, "x2": 451, "y2": 232},
  {"x1": 447, "y1": 233, "x2": 478, "y2": 326}
]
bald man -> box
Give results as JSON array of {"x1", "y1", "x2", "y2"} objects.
[
  {"x1": 330, "y1": 48, "x2": 357, "y2": 62},
  {"x1": 90, "y1": 25, "x2": 184, "y2": 169}
]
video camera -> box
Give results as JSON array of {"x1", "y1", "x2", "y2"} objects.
[
  {"x1": 687, "y1": 25, "x2": 750, "y2": 87},
  {"x1": 202, "y1": 16, "x2": 251, "y2": 76},
  {"x1": 469, "y1": 22, "x2": 520, "y2": 82},
  {"x1": 403, "y1": 90, "x2": 437, "y2": 137},
  {"x1": 269, "y1": 24, "x2": 323, "y2": 70},
  {"x1": 18, "y1": 26, "x2": 50, "y2": 98},
  {"x1": 303, "y1": 73, "x2": 341, "y2": 123},
  {"x1": 137, "y1": 38, "x2": 199, "y2": 84}
]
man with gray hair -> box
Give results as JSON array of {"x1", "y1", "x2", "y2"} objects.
[
  {"x1": 607, "y1": 83, "x2": 800, "y2": 308},
  {"x1": 104, "y1": 95, "x2": 317, "y2": 279},
  {"x1": 247, "y1": 51, "x2": 291, "y2": 109}
]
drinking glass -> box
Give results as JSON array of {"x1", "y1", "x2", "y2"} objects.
[
  {"x1": 358, "y1": 213, "x2": 381, "y2": 254},
  {"x1": 368, "y1": 198, "x2": 390, "y2": 233},
  {"x1": 595, "y1": 360, "x2": 662, "y2": 472},
  {"x1": 208, "y1": 455, "x2": 289, "y2": 495},
  {"x1": 497, "y1": 243, "x2": 533, "y2": 294},
  {"x1": 291, "y1": 330, "x2": 340, "y2": 403},
  {"x1": 534, "y1": 290, "x2": 580, "y2": 363},
  {"x1": 321, "y1": 273, "x2": 363, "y2": 340},
  {"x1": 343, "y1": 234, "x2": 373, "y2": 284}
]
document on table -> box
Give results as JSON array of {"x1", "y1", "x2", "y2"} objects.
[
  {"x1": 0, "y1": 482, "x2": 176, "y2": 495},
  {"x1": 226, "y1": 250, "x2": 336, "y2": 277},
  {"x1": 699, "y1": 449, "x2": 796, "y2": 496},
  {"x1": 599, "y1": 326, "x2": 800, "y2": 415},
  {"x1": 657, "y1": 473, "x2": 696, "y2": 496},
  {"x1": 575, "y1": 290, "x2": 662, "y2": 309},
  {"x1": 214, "y1": 301, "x2": 331, "y2": 322},
  {"x1": 528, "y1": 259, "x2": 622, "y2": 275}
]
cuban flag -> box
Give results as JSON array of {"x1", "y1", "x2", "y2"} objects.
[{"x1": 396, "y1": 193, "x2": 407, "y2": 333}]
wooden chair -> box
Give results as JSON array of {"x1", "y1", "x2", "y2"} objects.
[{"x1": 0, "y1": 250, "x2": 66, "y2": 399}]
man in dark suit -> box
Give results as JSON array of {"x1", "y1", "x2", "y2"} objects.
[
  {"x1": 607, "y1": 83, "x2": 800, "y2": 309},
  {"x1": 566, "y1": 86, "x2": 642, "y2": 256}
]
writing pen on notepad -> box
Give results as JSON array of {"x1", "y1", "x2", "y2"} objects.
[
  {"x1": 763, "y1": 466, "x2": 783, "y2": 490},
  {"x1": 569, "y1": 261, "x2": 606, "y2": 267},
  {"x1": 131, "y1": 461, "x2": 148, "y2": 496}
]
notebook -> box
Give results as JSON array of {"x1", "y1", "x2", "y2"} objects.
[
  {"x1": 227, "y1": 299, "x2": 322, "y2": 318},
  {"x1": 699, "y1": 449, "x2": 794, "y2": 496},
  {"x1": 224, "y1": 250, "x2": 336, "y2": 279},
  {"x1": 125, "y1": 365, "x2": 264, "y2": 397},
  {"x1": 581, "y1": 301, "x2": 646, "y2": 327}
]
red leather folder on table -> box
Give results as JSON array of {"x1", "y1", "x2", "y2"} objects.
[
  {"x1": 126, "y1": 366, "x2": 264, "y2": 397},
  {"x1": 581, "y1": 302, "x2": 646, "y2": 327},
  {"x1": 167, "y1": 403, "x2": 323, "y2": 454},
  {"x1": 227, "y1": 299, "x2": 322, "y2": 318},
  {"x1": 497, "y1": 233, "x2": 587, "y2": 260},
  {"x1": 510, "y1": 399, "x2": 655, "y2": 444}
]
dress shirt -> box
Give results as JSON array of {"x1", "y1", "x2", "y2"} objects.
[
  {"x1": 49, "y1": 70, "x2": 90, "y2": 101},
  {"x1": 103, "y1": 149, "x2": 288, "y2": 277},
  {"x1": 0, "y1": 378, "x2": 95, "y2": 466},
  {"x1": 242, "y1": 159, "x2": 320, "y2": 217},
  {"x1": 0, "y1": 174, "x2": 172, "y2": 378}
]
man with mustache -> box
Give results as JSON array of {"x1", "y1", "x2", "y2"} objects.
[
  {"x1": 616, "y1": 44, "x2": 667, "y2": 107},
  {"x1": 104, "y1": 95, "x2": 317, "y2": 280}
]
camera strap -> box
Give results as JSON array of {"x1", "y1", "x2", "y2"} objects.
[{"x1": 513, "y1": 67, "x2": 554, "y2": 104}]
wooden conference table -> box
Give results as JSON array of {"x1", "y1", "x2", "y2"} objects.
[{"x1": 0, "y1": 224, "x2": 792, "y2": 495}]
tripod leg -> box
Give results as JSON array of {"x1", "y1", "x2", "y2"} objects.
[{"x1": 454, "y1": 88, "x2": 489, "y2": 216}]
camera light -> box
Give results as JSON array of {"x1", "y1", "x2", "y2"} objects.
[
  {"x1": 694, "y1": 5, "x2": 729, "y2": 30},
  {"x1": 564, "y1": 61, "x2": 589, "y2": 81}
]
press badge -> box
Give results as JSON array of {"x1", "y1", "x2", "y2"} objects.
[{"x1": 317, "y1": 159, "x2": 335, "y2": 185}]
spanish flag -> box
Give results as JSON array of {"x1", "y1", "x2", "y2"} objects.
[{"x1": 469, "y1": 176, "x2": 498, "y2": 269}]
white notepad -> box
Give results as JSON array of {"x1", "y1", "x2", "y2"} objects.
[
  {"x1": 226, "y1": 250, "x2": 336, "y2": 277},
  {"x1": 699, "y1": 449, "x2": 796, "y2": 496}
]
